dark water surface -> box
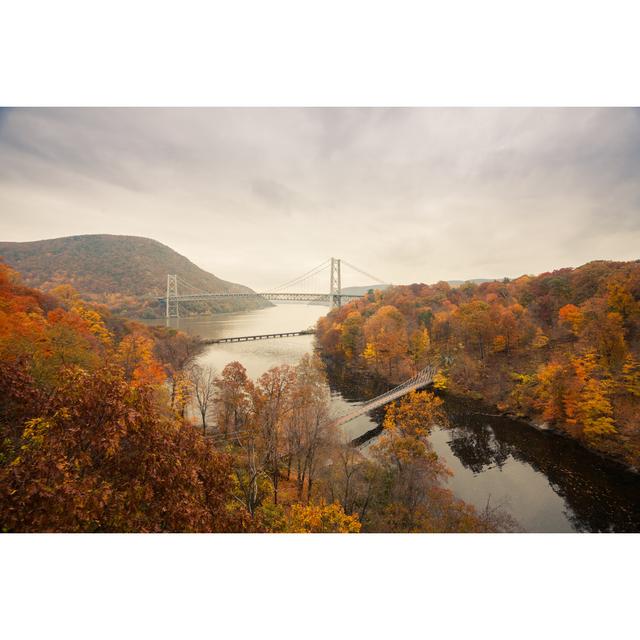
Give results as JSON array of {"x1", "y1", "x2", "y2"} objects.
[{"x1": 151, "y1": 305, "x2": 640, "y2": 532}]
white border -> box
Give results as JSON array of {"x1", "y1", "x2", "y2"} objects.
[
  {"x1": 1, "y1": 533, "x2": 638, "y2": 639},
  {"x1": 1, "y1": 1, "x2": 639, "y2": 637},
  {"x1": 1, "y1": 0, "x2": 639, "y2": 106}
]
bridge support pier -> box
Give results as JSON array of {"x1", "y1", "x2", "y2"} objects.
[
  {"x1": 330, "y1": 257, "x2": 342, "y2": 309},
  {"x1": 166, "y1": 274, "x2": 179, "y2": 318}
]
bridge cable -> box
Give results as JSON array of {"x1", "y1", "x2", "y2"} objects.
[
  {"x1": 271, "y1": 259, "x2": 331, "y2": 292},
  {"x1": 271, "y1": 259, "x2": 330, "y2": 291},
  {"x1": 175, "y1": 276, "x2": 211, "y2": 294},
  {"x1": 341, "y1": 260, "x2": 388, "y2": 285}
]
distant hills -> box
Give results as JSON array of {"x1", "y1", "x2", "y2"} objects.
[
  {"x1": 343, "y1": 280, "x2": 496, "y2": 295},
  {"x1": 0, "y1": 234, "x2": 270, "y2": 317},
  {"x1": 341, "y1": 284, "x2": 392, "y2": 296},
  {"x1": 447, "y1": 278, "x2": 497, "y2": 287}
]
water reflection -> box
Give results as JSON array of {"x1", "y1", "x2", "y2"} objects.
[
  {"x1": 325, "y1": 366, "x2": 640, "y2": 532},
  {"x1": 447, "y1": 423, "x2": 513, "y2": 474},
  {"x1": 433, "y1": 396, "x2": 640, "y2": 532}
]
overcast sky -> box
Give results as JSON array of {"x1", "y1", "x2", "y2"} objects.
[{"x1": 1, "y1": 107, "x2": 639, "y2": 290}]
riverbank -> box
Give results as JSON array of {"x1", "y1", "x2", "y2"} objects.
[{"x1": 333, "y1": 361, "x2": 640, "y2": 476}]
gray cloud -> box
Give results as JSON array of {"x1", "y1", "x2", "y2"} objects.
[{"x1": 1, "y1": 107, "x2": 639, "y2": 289}]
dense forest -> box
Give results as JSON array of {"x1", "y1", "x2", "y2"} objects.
[
  {"x1": 0, "y1": 261, "x2": 514, "y2": 532},
  {"x1": 0, "y1": 234, "x2": 270, "y2": 317},
  {"x1": 316, "y1": 260, "x2": 640, "y2": 468}
]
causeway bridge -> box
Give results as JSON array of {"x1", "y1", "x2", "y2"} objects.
[{"x1": 201, "y1": 329, "x2": 314, "y2": 344}]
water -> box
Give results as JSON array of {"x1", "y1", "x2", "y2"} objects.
[
  {"x1": 162, "y1": 304, "x2": 378, "y2": 441},
  {"x1": 152, "y1": 304, "x2": 640, "y2": 532}
]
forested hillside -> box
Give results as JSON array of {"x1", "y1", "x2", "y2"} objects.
[
  {"x1": 0, "y1": 261, "x2": 515, "y2": 532},
  {"x1": 0, "y1": 234, "x2": 270, "y2": 317},
  {"x1": 316, "y1": 260, "x2": 640, "y2": 468}
]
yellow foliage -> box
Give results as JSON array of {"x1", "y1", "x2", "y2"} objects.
[
  {"x1": 382, "y1": 390, "x2": 445, "y2": 437},
  {"x1": 607, "y1": 281, "x2": 637, "y2": 319},
  {"x1": 282, "y1": 501, "x2": 361, "y2": 533},
  {"x1": 363, "y1": 342, "x2": 377, "y2": 363},
  {"x1": 580, "y1": 377, "x2": 616, "y2": 439},
  {"x1": 409, "y1": 327, "x2": 431, "y2": 365},
  {"x1": 621, "y1": 354, "x2": 640, "y2": 397},
  {"x1": 532, "y1": 328, "x2": 549, "y2": 349},
  {"x1": 172, "y1": 370, "x2": 193, "y2": 414},
  {"x1": 433, "y1": 371, "x2": 448, "y2": 390},
  {"x1": 72, "y1": 302, "x2": 113, "y2": 345},
  {"x1": 535, "y1": 362, "x2": 565, "y2": 422}
]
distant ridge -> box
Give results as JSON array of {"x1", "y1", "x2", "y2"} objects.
[
  {"x1": 447, "y1": 278, "x2": 497, "y2": 287},
  {"x1": 342, "y1": 281, "x2": 497, "y2": 296},
  {"x1": 341, "y1": 281, "x2": 497, "y2": 294},
  {"x1": 0, "y1": 234, "x2": 270, "y2": 317},
  {"x1": 341, "y1": 284, "x2": 392, "y2": 296}
]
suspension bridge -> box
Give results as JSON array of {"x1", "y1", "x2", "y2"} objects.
[
  {"x1": 160, "y1": 257, "x2": 387, "y2": 318},
  {"x1": 330, "y1": 364, "x2": 438, "y2": 431}
]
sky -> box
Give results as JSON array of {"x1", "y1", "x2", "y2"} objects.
[{"x1": 1, "y1": 107, "x2": 639, "y2": 290}]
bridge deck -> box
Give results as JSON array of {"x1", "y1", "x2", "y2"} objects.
[
  {"x1": 329, "y1": 365, "x2": 437, "y2": 429},
  {"x1": 202, "y1": 330, "x2": 314, "y2": 344}
]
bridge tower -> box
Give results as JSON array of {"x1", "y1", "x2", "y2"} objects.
[
  {"x1": 330, "y1": 257, "x2": 342, "y2": 309},
  {"x1": 166, "y1": 274, "x2": 179, "y2": 318}
]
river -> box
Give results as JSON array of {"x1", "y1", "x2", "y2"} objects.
[{"x1": 155, "y1": 304, "x2": 640, "y2": 533}]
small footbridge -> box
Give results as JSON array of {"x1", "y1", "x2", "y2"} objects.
[
  {"x1": 329, "y1": 364, "x2": 438, "y2": 429},
  {"x1": 203, "y1": 365, "x2": 439, "y2": 449}
]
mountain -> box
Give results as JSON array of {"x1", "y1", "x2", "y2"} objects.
[
  {"x1": 341, "y1": 284, "x2": 392, "y2": 296},
  {"x1": 346, "y1": 282, "x2": 496, "y2": 295},
  {"x1": 447, "y1": 278, "x2": 497, "y2": 287},
  {"x1": 0, "y1": 234, "x2": 270, "y2": 317}
]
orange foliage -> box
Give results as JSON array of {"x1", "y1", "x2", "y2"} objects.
[
  {"x1": 0, "y1": 262, "x2": 255, "y2": 532},
  {"x1": 316, "y1": 259, "x2": 640, "y2": 466}
]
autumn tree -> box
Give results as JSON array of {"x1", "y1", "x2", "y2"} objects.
[
  {"x1": 212, "y1": 362, "x2": 266, "y2": 514},
  {"x1": 339, "y1": 310, "x2": 365, "y2": 360},
  {"x1": 283, "y1": 355, "x2": 332, "y2": 502},
  {"x1": 255, "y1": 364, "x2": 296, "y2": 504},
  {"x1": 453, "y1": 300, "x2": 494, "y2": 360},
  {"x1": 408, "y1": 327, "x2": 431, "y2": 370},
  {"x1": 363, "y1": 304, "x2": 411, "y2": 381},
  {"x1": 189, "y1": 363, "x2": 217, "y2": 433},
  {"x1": 559, "y1": 303, "x2": 584, "y2": 336},
  {"x1": 116, "y1": 333, "x2": 166, "y2": 388},
  {"x1": 279, "y1": 501, "x2": 361, "y2": 533},
  {"x1": 620, "y1": 354, "x2": 640, "y2": 397},
  {"x1": 0, "y1": 363, "x2": 248, "y2": 532},
  {"x1": 318, "y1": 443, "x2": 384, "y2": 525},
  {"x1": 535, "y1": 361, "x2": 567, "y2": 424},
  {"x1": 370, "y1": 391, "x2": 452, "y2": 531},
  {"x1": 152, "y1": 327, "x2": 202, "y2": 405}
]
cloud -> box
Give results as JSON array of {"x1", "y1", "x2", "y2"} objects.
[{"x1": 1, "y1": 108, "x2": 639, "y2": 289}]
